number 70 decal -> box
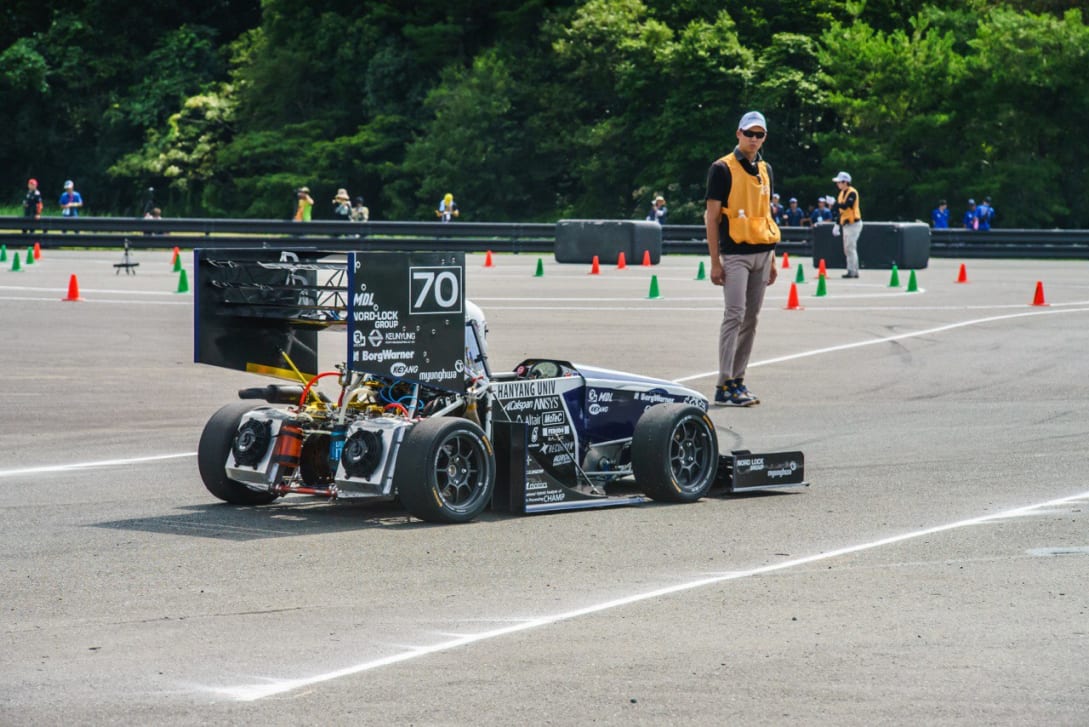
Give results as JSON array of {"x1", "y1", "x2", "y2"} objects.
[{"x1": 410, "y1": 267, "x2": 463, "y2": 314}]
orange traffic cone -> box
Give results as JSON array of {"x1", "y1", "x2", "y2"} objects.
[
  {"x1": 784, "y1": 282, "x2": 804, "y2": 310},
  {"x1": 1031, "y1": 281, "x2": 1048, "y2": 307},
  {"x1": 62, "y1": 274, "x2": 83, "y2": 302},
  {"x1": 641, "y1": 250, "x2": 652, "y2": 267},
  {"x1": 171, "y1": 246, "x2": 180, "y2": 265},
  {"x1": 589, "y1": 255, "x2": 601, "y2": 275},
  {"x1": 956, "y1": 263, "x2": 968, "y2": 283},
  {"x1": 484, "y1": 250, "x2": 494, "y2": 268},
  {"x1": 817, "y1": 258, "x2": 828, "y2": 278},
  {"x1": 781, "y1": 252, "x2": 790, "y2": 269},
  {"x1": 33, "y1": 241, "x2": 41, "y2": 260},
  {"x1": 616, "y1": 251, "x2": 627, "y2": 270}
]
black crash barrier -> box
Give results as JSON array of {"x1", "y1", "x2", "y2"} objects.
[
  {"x1": 2, "y1": 215, "x2": 1089, "y2": 260},
  {"x1": 554, "y1": 219, "x2": 662, "y2": 265},
  {"x1": 812, "y1": 221, "x2": 931, "y2": 270}
]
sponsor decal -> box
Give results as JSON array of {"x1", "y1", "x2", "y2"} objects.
[
  {"x1": 493, "y1": 380, "x2": 558, "y2": 398},
  {"x1": 368, "y1": 330, "x2": 383, "y2": 347},
  {"x1": 587, "y1": 403, "x2": 609, "y2": 416},
  {"x1": 390, "y1": 362, "x2": 419, "y2": 377},
  {"x1": 542, "y1": 411, "x2": 564, "y2": 425},
  {"x1": 358, "y1": 349, "x2": 414, "y2": 363}
]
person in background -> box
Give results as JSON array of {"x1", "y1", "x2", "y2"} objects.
[
  {"x1": 23, "y1": 178, "x2": 43, "y2": 235},
  {"x1": 350, "y1": 196, "x2": 370, "y2": 222},
  {"x1": 293, "y1": 186, "x2": 314, "y2": 221},
  {"x1": 976, "y1": 196, "x2": 995, "y2": 230},
  {"x1": 646, "y1": 195, "x2": 667, "y2": 224},
  {"x1": 770, "y1": 192, "x2": 783, "y2": 225},
  {"x1": 704, "y1": 110, "x2": 780, "y2": 408},
  {"x1": 782, "y1": 197, "x2": 805, "y2": 226},
  {"x1": 831, "y1": 171, "x2": 862, "y2": 278},
  {"x1": 436, "y1": 193, "x2": 459, "y2": 222},
  {"x1": 964, "y1": 199, "x2": 978, "y2": 230},
  {"x1": 931, "y1": 199, "x2": 949, "y2": 228},
  {"x1": 332, "y1": 188, "x2": 352, "y2": 221},
  {"x1": 59, "y1": 179, "x2": 83, "y2": 234},
  {"x1": 810, "y1": 196, "x2": 833, "y2": 225},
  {"x1": 59, "y1": 179, "x2": 83, "y2": 217}
]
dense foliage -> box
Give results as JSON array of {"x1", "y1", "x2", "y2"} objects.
[{"x1": 2, "y1": 0, "x2": 1085, "y2": 226}]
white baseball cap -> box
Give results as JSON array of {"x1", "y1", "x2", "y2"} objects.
[
  {"x1": 738, "y1": 111, "x2": 767, "y2": 131},
  {"x1": 832, "y1": 171, "x2": 852, "y2": 183}
]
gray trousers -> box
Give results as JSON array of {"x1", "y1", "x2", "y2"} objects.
[
  {"x1": 842, "y1": 220, "x2": 863, "y2": 274},
  {"x1": 717, "y1": 251, "x2": 772, "y2": 387}
]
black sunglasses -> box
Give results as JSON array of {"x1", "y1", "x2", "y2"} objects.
[{"x1": 741, "y1": 129, "x2": 766, "y2": 139}]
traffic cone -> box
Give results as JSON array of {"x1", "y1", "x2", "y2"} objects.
[
  {"x1": 794, "y1": 263, "x2": 805, "y2": 284},
  {"x1": 484, "y1": 250, "x2": 494, "y2": 268},
  {"x1": 815, "y1": 274, "x2": 827, "y2": 297},
  {"x1": 172, "y1": 251, "x2": 183, "y2": 272},
  {"x1": 1031, "y1": 281, "x2": 1048, "y2": 306},
  {"x1": 176, "y1": 268, "x2": 190, "y2": 294},
  {"x1": 25, "y1": 246, "x2": 34, "y2": 266},
  {"x1": 781, "y1": 252, "x2": 790, "y2": 269},
  {"x1": 647, "y1": 275, "x2": 661, "y2": 299},
  {"x1": 641, "y1": 249, "x2": 652, "y2": 267},
  {"x1": 906, "y1": 270, "x2": 919, "y2": 293},
  {"x1": 695, "y1": 260, "x2": 706, "y2": 280},
  {"x1": 62, "y1": 274, "x2": 83, "y2": 302},
  {"x1": 10, "y1": 251, "x2": 22, "y2": 272},
  {"x1": 817, "y1": 258, "x2": 827, "y2": 278},
  {"x1": 0, "y1": 244, "x2": 6, "y2": 263},
  {"x1": 616, "y1": 251, "x2": 627, "y2": 270},
  {"x1": 888, "y1": 264, "x2": 900, "y2": 287},
  {"x1": 589, "y1": 255, "x2": 600, "y2": 275},
  {"x1": 784, "y1": 282, "x2": 803, "y2": 310},
  {"x1": 534, "y1": 258, "x2": 544, "y2": 277},
  {"x1": 170, "y1": 246, "x2": 180, "y2": 266},
  {"x1": 33, "y1": 241, "x2": 41, "y2": 260},
  {"x1": 956, "y1": 263, "x2": 968, "y2": 283}
]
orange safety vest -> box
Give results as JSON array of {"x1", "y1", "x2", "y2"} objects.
[
  {"x1": 837, "y1": 185, "x2": 861, "y2": 224},
  {"x1": 719, "y1": 154, "x2": 781, "y2": 245}
]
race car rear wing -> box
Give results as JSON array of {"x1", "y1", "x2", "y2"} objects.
[{"x1": 193, "y1": 248, "x2": 469, "y2": 392}]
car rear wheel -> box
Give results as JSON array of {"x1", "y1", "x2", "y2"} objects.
[
  {"x1": 198, "y1": 402, "x2": 279, "y2": 505},
  {"x1": 631, "y1": 404, "x2": 718, "y2": 503},
  {"x1": 394, "y1": 417, "x2": 495, "y2": 523}
]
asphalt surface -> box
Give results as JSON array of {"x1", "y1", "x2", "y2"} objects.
[{"x1": 2, "y1": 247, "x2": 1088, "y2": 726}]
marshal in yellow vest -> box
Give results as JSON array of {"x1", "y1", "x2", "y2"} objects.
[{"x1": 718, "y1": 154, "x2": 781, "y2": 245}]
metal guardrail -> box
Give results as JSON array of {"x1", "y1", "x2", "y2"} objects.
[{"x1": 3, "y1": 216, "x2": 1088, "y2": 259}]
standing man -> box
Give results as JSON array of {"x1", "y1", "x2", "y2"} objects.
[
  {"x1": 976, "y1": 196, "x2": 995, "y2": 230},
  {"x1": 705, "y1": 110, "x2": 780, "y2": 407},
  {"x1": 931, "y1": 199, "x2": 949, "y2": 228},
  {"x1": 59, "y1": 180, "x2": 83, "y2": 233},
  {"x1": 23, "y1": 178, "x2": 43, "y2": 235},
  {"x1": 831, "y1": 171, "x2": 862, "y2": 278}
]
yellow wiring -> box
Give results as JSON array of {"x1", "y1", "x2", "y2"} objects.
[{"x1": 279, "y1": 349, "x2": 325, "y2": 407}]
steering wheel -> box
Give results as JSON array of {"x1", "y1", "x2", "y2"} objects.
[{"x1": 527, "y1": 360, "x2": 560, "y2": 379}]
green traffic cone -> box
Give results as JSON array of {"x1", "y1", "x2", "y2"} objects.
[
  {"x1": 888, "y1": 264, "x2": 900, "y2": 287},
  {"x1": 11, "y1": 251, "x2": 22, "y2": 272},
  {"x1": 647, "y1": 274, "x2": 661, "y2": 299},
  {"x1": 534, "y1": 258, "x2": 544, "y2": 277},
  {"x1": 175, "y1": 268, "x2": 189, "y2": 294},
  {"x1": 25, "y1": 246, "x2": 34, "y2": 266},
  {"x1": 0, "y1": 244, "x2": 7, "y2": 263},
  {"x1": 794, "y1": 263, "x2": 805, "y2": 284},
  {"x1": 172, "y1": 253, "x2": 183, "y2": 272},
  {"x1": 815, "y1": 274, "x2": 827, "y2": 297},
  {"x1": 695, "y1": 260, "x2": 706, "y2": 280},
  {"x1": 906, "y1": 269, "x2": 919, "y2": 292}
]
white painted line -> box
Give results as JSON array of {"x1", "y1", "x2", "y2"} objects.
[
  {"x1": 675, "y1": 306, "x2": 1089, "y2": 383},
  {"x1": 208, "y1": 489, "x2": 1089, "y2": 701},
  {"x1": 0, "y1": 452, "x2": 196, "y2": 479}
]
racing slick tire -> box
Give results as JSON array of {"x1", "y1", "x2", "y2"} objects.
[
  {"x1": 394, "y1": 417, "x2": 496, "y2": 524},
  {"x1": 631, "y1": 404, "x2": 718, "y2": 503},
  {"x1": 198, "y1": 402, "x2": 279, "y2": 506}
]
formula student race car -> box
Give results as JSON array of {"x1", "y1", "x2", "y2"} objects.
[{"x1": 194, "y1": 249, "x2": 806, "y2": 523}]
